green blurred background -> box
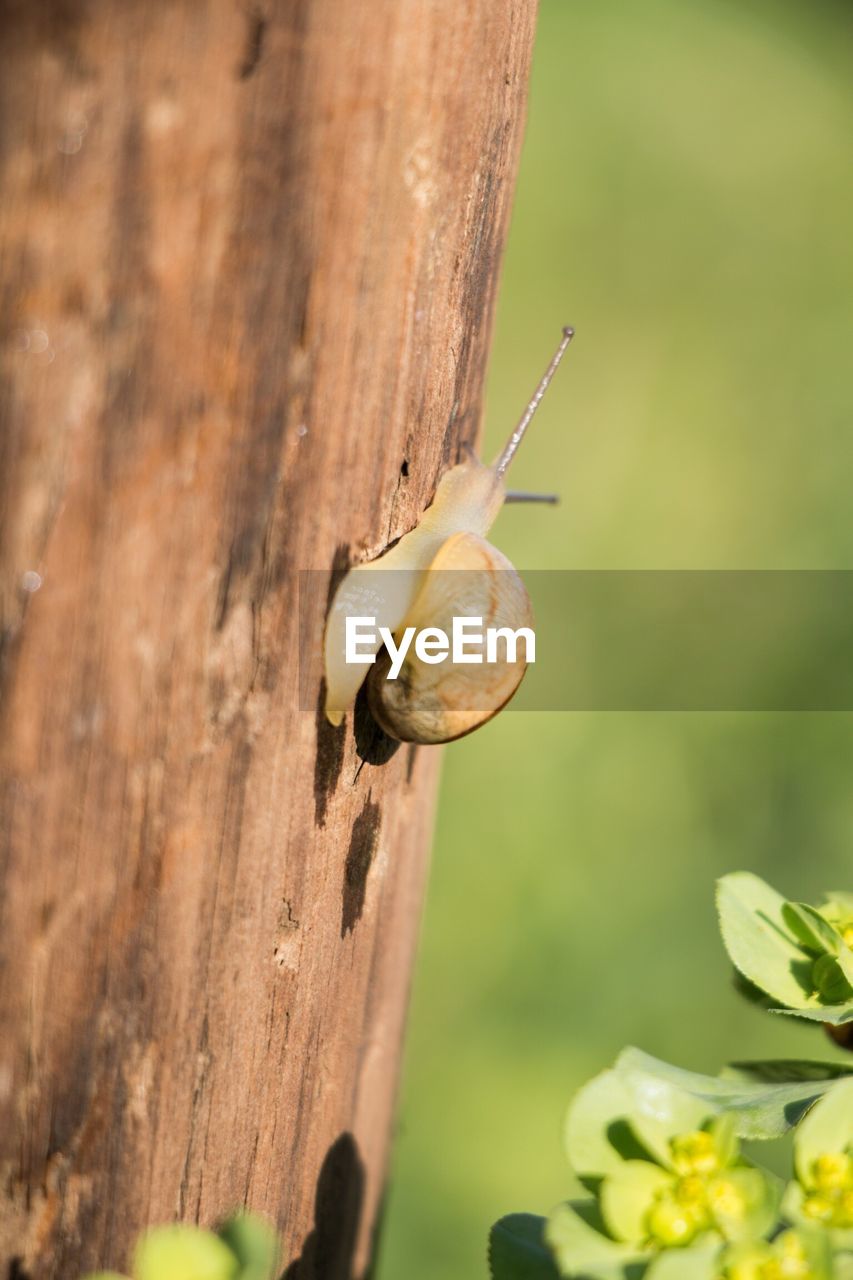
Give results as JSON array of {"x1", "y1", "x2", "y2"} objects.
[{"x1": 378, "y1": 3, "x2": 853, "y2": 1278}]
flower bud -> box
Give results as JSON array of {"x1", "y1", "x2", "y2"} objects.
[{"x1": 671, "y1": 1130, "x2": 721, "y2": 1176}]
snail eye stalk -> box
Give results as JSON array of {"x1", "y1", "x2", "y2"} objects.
[
  {"x1": 493, "y1": 325, "x2": 575, "y2": 478},
  {"x1": 504, "y1": 491, "x2": 560, "y2": 505}
]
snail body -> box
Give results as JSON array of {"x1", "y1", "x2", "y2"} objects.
[{"x1": 323, "y1": 327, "x2": 574, "y2": 743}]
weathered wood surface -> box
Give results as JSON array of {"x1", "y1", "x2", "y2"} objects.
[{"x1": 0, "y1": 2, "x2": 538, "y2": 1275}]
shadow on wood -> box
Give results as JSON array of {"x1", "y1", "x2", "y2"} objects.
[
  {"x1": 283, "y1": 1133, "x2": 366, "y2": 1280},
  {"x1": 353, "y1": 683, "x2": 401, "y2": 769}
]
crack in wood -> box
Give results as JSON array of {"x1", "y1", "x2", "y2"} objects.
[{"x1": 238, "y1": 10, "x2": 268, "y2": 80}]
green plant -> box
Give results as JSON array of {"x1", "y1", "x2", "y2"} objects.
[
  {"x1": 82, "y1": 1213, "x2": 279, "y2": 1280},
  {"x1": 718, "y1": 873, "x2": 853, "y2": 1029},
  {"x1": 489, "y1": 875, "x2": 853, "y2": 1280}
]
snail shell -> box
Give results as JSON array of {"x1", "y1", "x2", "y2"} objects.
[
  {"x1": 323, "y1": 460, "x2": 504, "y2": 727},
  {"x1": 367, "y1": 531, "x2": 534, "y2": 744}
]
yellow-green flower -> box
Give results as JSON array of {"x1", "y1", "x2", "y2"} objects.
[
  {"x1": 601, "y1": 1116, "x2": 777, "y2": 1252},
  {"x1": 719, "y1": 1229, "x2": 834, "y2": 1280},
  {"x1": 784, "y1": 1080, "x2": 853, "y2": 1245},
  {"x1": 818, "y1": 894, "x2": 853, "y2": 952},
  {"x1": 801, "y1": 1154, "x2": 853, "y2": 1229}
]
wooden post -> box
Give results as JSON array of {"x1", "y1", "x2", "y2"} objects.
[{"x1": 0, "y1": 2, "x2": 538, "y2": 1275}]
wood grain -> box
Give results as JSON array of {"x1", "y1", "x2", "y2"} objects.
[{"x1": 0, "y1": 2, "x2": 538, "y2": 1275}]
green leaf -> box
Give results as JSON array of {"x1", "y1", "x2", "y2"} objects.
[
  {"x1": 216, "y1": 1215, "x2": 279, "y2": 1280},
  {"x1": 545, "y1": 1202, "x2": 646, "y2": 1279},
  {"x1": 813, "y1": 953, "x2": 853, "y2": 1004},
  {"x1": 81, "y1": 1274, "x2": 130, "y2": 1279},
  {"x1": 732, "y1": 970, "x2": 781, "y2": 1011},
  {"x1": 607, "y1": 1055, "x2": 712, "y2": 1154},
  {"x1": 783, "y1": 903, "x2": 845, "y2": 957},
  {"x1": 565, "y1": 1070, "x2": 650, "y2": 1182},
  {"x1": 716, "y1": 873, "x2": 815, "y2": 1008},
  {"x1": 718, "y1": 875, "x2": 853, "y2": 1020},
  {"x1": 601, "y1": 1161, "x2": 671, "y2": 1244},
  {"x1": 725, "y1": 1060, "x2": 853, "y2": 1084},
  {"x1": 774, "y1": 1001, "x2": 853, "y2": 1026},
  {"x1": 644, "y1": 1239, "x2": 720, "y2": 1280},
  {"x1": 836, "y1": 946, "x2": 853, "y2": 989},
  {"x1": 709, "y1": 1114, "x2": 739, "y2": 1171},
  {"x1": 616, "y1": 1049, "x2": 841, "y2": 1139},
  {"x1": 781, "y1": 1179, "x2": 813, "y2": 1232},
  {"x1": 565, "y1": 1064, "x2": 718, "y2": 1187},
  {"x1": 626, "y1": 1107, "x2": 706, "y2": 1176},
  {"x1": 488, "y1": 1214, "x2": 561, "y2": 1280},
  {"x1": 134, "y1": 1225, "x2": 239, "y2": 1280}
]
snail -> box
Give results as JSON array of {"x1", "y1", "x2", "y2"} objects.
[{"x1": 323, "y1": 325, "x2": 574, "y2": 743}]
